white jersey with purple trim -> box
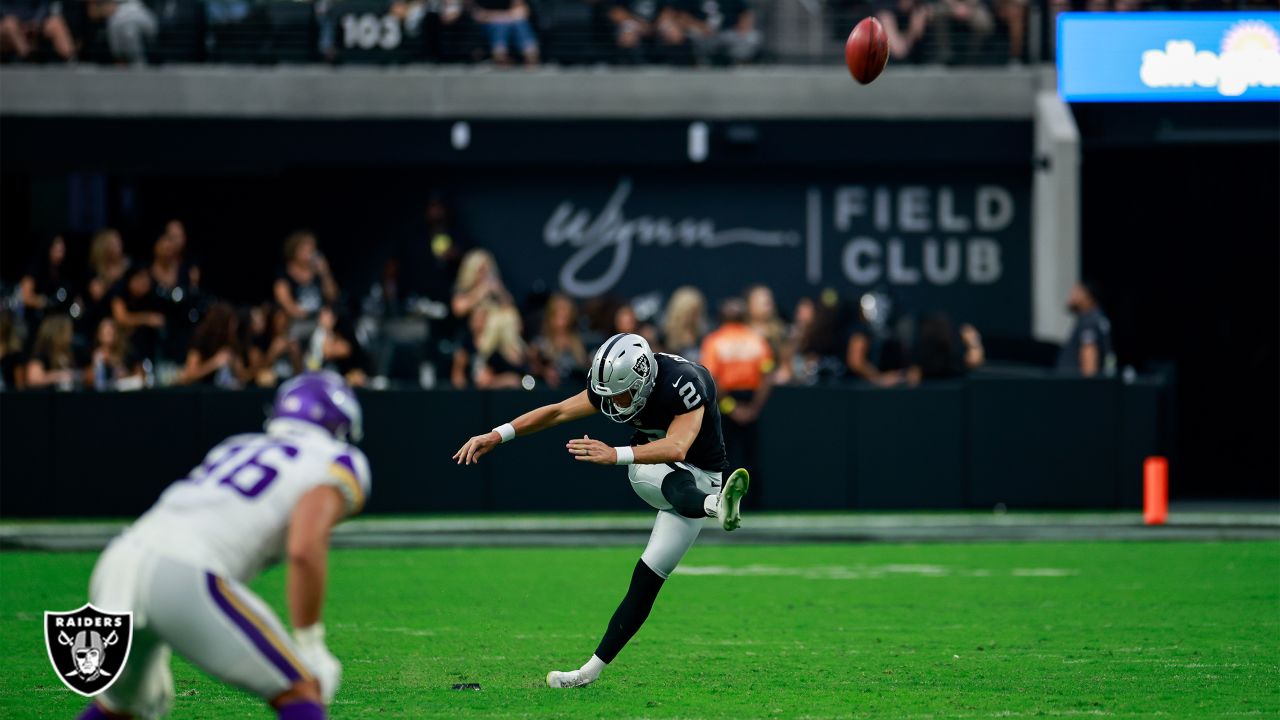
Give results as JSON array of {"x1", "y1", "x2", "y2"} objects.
[{"x1": 121, "y1": 419, "x2": 371, "y2": 583}]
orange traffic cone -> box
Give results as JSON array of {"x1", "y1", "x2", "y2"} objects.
[{"x1": 1144, "y1": 456, "x2": 1168, "y2": 526}]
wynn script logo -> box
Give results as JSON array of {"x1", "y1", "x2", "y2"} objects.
[{"x1": 543, "y1": 179, "x2": 800, "y2": 297}]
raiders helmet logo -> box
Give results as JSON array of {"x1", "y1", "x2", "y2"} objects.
[
  {"x1": 632, "y1": 353, "x2": 650, "y2": 377},
  {"x1": 45, "y1": 604, "x2": 133, "y2": 697}
]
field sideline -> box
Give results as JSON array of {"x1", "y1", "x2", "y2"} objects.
[{"x1": 2, "y1": 541, "x2": 1277, "y2": 719}]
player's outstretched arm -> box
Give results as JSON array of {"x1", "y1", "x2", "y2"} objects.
[
  {"x1": 286, "y1": 485, "x2": 346, "y2": 703},
  {"x1": 567, "y1": 405, "x2": 703, "y2": 465},
  {"x1": 453, "y1": 390, "x2": 597, "y2": 465}
]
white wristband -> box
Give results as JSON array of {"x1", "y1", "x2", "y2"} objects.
[
  {"x1": 614, "y1": 446, "x2": 634, "y2": 465},
  {"x1": 493, "y1": 423, "x2": 516, "y2": 443}
]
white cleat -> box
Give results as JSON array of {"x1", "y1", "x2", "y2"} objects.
[
  {"x1": 546, "y1": 670, "x2": 595, "y2": 689},
  {"x1": 718, "y1": 468, "x2": 750, "y2": 532}
]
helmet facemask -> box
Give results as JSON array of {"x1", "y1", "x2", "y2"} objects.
[{"x1": 599, "y1": 373, "x2": 655, "y2": 422}]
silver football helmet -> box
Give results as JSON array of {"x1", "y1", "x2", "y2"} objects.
[{"x1": 589, "y1": 333, "x2": 656, "y2": 423}]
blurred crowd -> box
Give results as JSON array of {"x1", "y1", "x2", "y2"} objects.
[
  {"x1": 3, "y1": 185, "x2": 1123, "y2": 400},
  {"x1": 2, "y1": 0, "x2": 1265, "y2": 67},
  {"x1": 1, "y1": 214, "x2": 991, "y2": 396},
  {"x1": 1, "y1": 192, "x2": 1117, "y2": 400},
  {"x1": 1, "y1": 222, "x2": 369, "y2": 392},
  {"x1": 0, "y1": 0, "x2": 765, "y2": 66}
]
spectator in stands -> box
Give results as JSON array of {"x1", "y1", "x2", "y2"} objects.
[
  {"x1": 85, "y1": 317, "x2": 142, "y2": 390},
  {"x1": 662, "y1": 285, "x2": 706, "y2": 359},
  {"x1": 404, "y1": 194, "x2": 468, "y2": 308},
  {"x1": 993, "y1": 0, "x2": 1026, "y2": 63},
  {"x1": 876, "y1": 0, "x2": 931, "y2": 63},
  {"x1": 746, "y1": 284, "x2": 785, "y2": 357},
  {"x1": 1057, "y1": 282, "x2": 1113, "y2": 378},
  {"x1": 149, "y1": 230, "x2": 200, "y2": 359},
  {"x1": 607, "y1": 0, "x2": 687, "y2": 64},
  {"x1": 84, "y1": 228, "x2": 131, "y2": 338},
  {"x1": 304, "y1": 306, "x2": 370, "y2": 387},
  {"x1": 531, "y1": 293, "x2": 588, "y2": 388},
  {"x1": 790, "y1": 294, "x2": 846, "y2": 385},
  {"x1": 452, "y1": 248, "x2": 511, "y2": 320},
  {"x1": 701, "y1": 297, "x2": 774, "y2": 473},
  {"x1": 0, "y1": 310, "x2": 26, "y2": 390},
  {"x1": 274, "y1": 231, "x2": 339, "y2": 324},
  {"x1": 20, "y1": 235, "x2": 75, "y2": 337},
  {"x1": 776, "y1": 295, "x2": 813, "y2": 385},
  {"x1": 164, "y1": 219, "x2": 201, "y2": 291},
  {"x1": 241, "y1": 304, "x2": 300, "y2": 387},
  {"x1": 452, "y1": 302, "x2": 528, "y2": 388},
  {"x1": 900, "y1": 313, "x2": 983, "y2": 385},
  {"x1": 471, "y1": 0, "x2": 539, "y2": 66},
  {"x1": 611, "y1": 301, "x2": 661, "y2": 349},
  {"x1": 613, "y1": 302, "x2": 638, "y2": 335},
  {"x1": 402, "y1": 194, "x2": 469, "y2": 372},
  {"x1": 25, "y1": 314, "x2": 77, "y2": 389},
  {"x1": 932, "y1": 0, "x2": 993, "y2": 65},
  {"x1": 0, "y1": 0, "x2": 74, "y2": 61},
  {"x1": 674, "y1": 0, "x2": 759, "y2": 65},
  {"x1": 111, "y1": 266, "x2": 166, "y2": 363},
  {"x1": 177, "y1": 302, "x2": 242, "y2": 388},
  {"x1": 88, "y1": 0, "x2": 157, "y2": 64},
  {"x1": 845, "y1": 303, "x2": 890, "y2": 385},
  {"x1": 453, "y1": 303, "x2": 489, "y2": 387}
]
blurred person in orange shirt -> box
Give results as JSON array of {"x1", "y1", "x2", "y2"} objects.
[{"x1": 700, "y1": 297, "x2": 774, "y2": 478}]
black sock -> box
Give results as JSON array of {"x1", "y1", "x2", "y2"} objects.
[
  {"x1": 594, "y1": 559, "x2": 665, "y2": 664},
  {"x1": 661, "y1": 468, "x2": 709, "y2": 519}
]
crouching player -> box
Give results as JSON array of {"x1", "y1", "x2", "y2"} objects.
[
  {"x1": 453, "y1": 333, "x2": 750, "y2": 688},
  {"x1": 78, "y1": 371, "x2": 371, "y2": 720}
]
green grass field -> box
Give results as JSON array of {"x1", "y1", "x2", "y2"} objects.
[{"x1": 2, "y1": 541, "x2": 1277, "y2": 719}]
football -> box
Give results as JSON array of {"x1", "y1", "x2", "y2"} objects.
[{"x1": 845, "y1": 17, "x2": 890, "y2": 85}]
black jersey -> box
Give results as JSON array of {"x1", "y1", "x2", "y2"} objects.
[{"x1": 587, "y1": 352, "x2": 728, "y2": 472}]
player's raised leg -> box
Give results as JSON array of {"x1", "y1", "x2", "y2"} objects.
[
  {"x1": 636, "y1": 462, "x2": 750, "y2": 533},
  {"x1": 547, "y1": 508, "x2": 704, "y2": 688}
]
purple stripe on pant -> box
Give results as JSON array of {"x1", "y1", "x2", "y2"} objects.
[{"x1": 205, "y1": 572, "x2": 304, "y2": 683}]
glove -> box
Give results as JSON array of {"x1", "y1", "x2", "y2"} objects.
[{"x1": 293, "y1": 623, "x2": 342, "y2": 704}]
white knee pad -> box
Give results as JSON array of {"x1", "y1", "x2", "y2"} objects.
[{"x1": 628, "y1": 464, "x2": 674, "y2": 511}]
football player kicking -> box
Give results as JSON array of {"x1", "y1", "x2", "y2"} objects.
[
  {"x1": 453, "y1": 332, "x2": 750, "y2": 688},
  {"x1": 77, "y1": 372, "x2": 371, "y2": 720}
]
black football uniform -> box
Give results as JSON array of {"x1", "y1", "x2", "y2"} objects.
[{"x1": 587, "y1": 352, "x2": 728, "y2": 473}]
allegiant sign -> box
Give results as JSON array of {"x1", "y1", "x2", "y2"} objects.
[{"x1": 1058, "y1": 12, "x2": 1280, "y2": 102}]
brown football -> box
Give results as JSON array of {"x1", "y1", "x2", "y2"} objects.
[{"x1": 845, "y1": 17, "x2": 890, "y2": 85}]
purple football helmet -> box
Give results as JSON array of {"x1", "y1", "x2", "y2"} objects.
[{"x1": 270, "y1": 371, "x2": 363, "y2": 442}]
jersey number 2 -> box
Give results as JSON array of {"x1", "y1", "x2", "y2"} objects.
[{"x1": 678, "y1": 382, "x2": 701, "y2": 410}]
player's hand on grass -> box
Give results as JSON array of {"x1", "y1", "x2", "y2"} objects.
[
  {"x1": 566, "y1": 435, "x2": 615, "y2": 465},
  {"x1": 453, "y1": 431, "x2": 500, "y2": 465},
  {"x1": 293, "y1": 624, "x2": 342, "y2": 704}
]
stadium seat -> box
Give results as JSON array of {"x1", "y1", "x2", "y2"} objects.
[
  {"x1": 266, "y1": 0, "x2": 316, "y2": 63},
  {"x1": 151, "y1": 0, "x2": 207, "y2": 63},
  {"x1": 538, "y1": 0, "x2": 606, "y2": 65}
]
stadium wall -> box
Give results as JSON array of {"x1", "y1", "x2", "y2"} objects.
[{"x1": 0, "y1": 378, "x2": 1166, "y2": 518}]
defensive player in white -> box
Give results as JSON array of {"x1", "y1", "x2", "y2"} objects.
[
  {"x1": 453, "y1": 332, "x2": 750, "y2": 688},
  {"x1": 77, "y1": 371, "x2": 371, "y2": 720}
]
